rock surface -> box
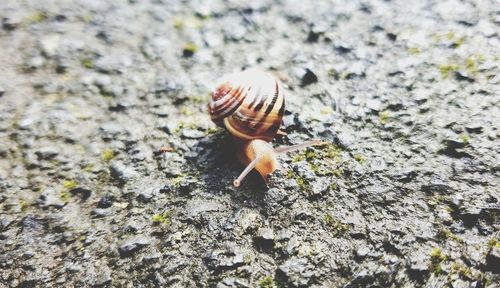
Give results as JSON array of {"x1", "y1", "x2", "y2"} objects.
[{"x1": 0, "y1": 0, "x2": 499, "y2": 287}]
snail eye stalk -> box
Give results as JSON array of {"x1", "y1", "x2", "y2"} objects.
[
  {"x1": 274, "y1": 139, "x2": 325, "y2": 154},
  {"x1": 233, "y1": 156, "x2": 261, "y2": 187}
]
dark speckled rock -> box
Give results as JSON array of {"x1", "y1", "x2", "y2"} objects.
[
  {"x1": 277, "y1": 258, "x2": 315, "y2": 287},
  {"x1": 205, "y1": 249, "x2": 246, "y2": 273},
  {"x1": 486, "y1": 247, "x2": 500, "y2": 273},
  {"x1": 119, "y1": 237, "x2": 150, "y2": 257}
]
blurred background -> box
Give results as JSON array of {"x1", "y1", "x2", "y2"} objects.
[{"x1": 0, "y1": 0, "x2": 499, "y2": 287}]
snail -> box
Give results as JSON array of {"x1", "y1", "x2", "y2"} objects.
[{"x1": 208, "y1": 69, "x2": 323, "y2": 187}]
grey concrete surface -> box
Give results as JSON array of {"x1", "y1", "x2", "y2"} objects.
[{"x1": 0, "y1": 0, "x2": 499, "y2": 287}]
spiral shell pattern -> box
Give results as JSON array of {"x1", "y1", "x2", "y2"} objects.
[{"x1": 208, "y1": 69, "x2": 285, "y2": 142}]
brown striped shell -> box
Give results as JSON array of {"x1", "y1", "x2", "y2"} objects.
[{"x1": 208, "y1": 69, "x2": 285, "y2": 142}]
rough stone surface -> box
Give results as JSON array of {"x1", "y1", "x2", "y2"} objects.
[{"x1": 0, "y1": 0, "x2": 499, "y2": 287}]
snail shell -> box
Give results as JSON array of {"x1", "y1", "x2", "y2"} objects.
[{"x1": 208, "y1": 69, "x2": 285, "y2": 142}]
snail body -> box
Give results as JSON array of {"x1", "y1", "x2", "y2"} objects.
[
  {"x1": 208, "y1": 69, "x2": 322, "y2": 187},
  {"x1": 233, "y1": 138, "x2": 280, "y2": 186}
]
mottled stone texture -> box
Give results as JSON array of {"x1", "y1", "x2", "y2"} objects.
[{"x1": 0, "y1": 0, "x2": 499, "y2": 287}]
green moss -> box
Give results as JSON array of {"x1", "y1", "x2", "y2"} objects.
[
  {"x1": 379, "y1": 111, "x2": 390, "y2": 124},
  {"x1": 49, "y1": 158, "x2": 60, "y2": 168},
  {"x1": 428, "y1": 195, "x2": 447, "y2": 209},
  {"x1": 408, "y1": 47, "x2": 421, "y2": 54},
  {"x1": 429, "y1": 247, "x2": 447, "y2": 275},
  {"x1": 432, "y1": 33, "x2": 442, "y2": 43},
  {"x1": 187, "y1": 122, "x2": 198, "y2": 129},
  {"x1": 458, "y1": 266, "x2": 473, "y2": 279},
  {"x1": 293, "y1": 143, "x2": 340, "y2": 161},
  {"x1": 76, "y1": 236, "x2": 86, "y2": 251},
  {"x1": 436, "y1": 54, "x2": 483, "y2": 80},
  {"x1": 286, "y1": 170, "x2": 312, "y2": 190},
  {"x1": 100, "y1": 91, "x2": 113, "y2": 98},
  {"x1": 327, "y1": 68, "x2": 337, "y2": 77},
  {"x1": 26, "y1": 11, "x2": 48, "y2": 23},
  {"x1": 289, "y1": 143, "x2": 343, "y2": 177},
  {"x1": 323, "y1": 143, "x2": 342, "y2": 159},
  {"x1": 291, "y1": 153, "x2": 305, "y2": 163},
  {"x1": 445, "y1": 206, "x2": 454, "y2": 215},
  {"x1": 152, "y1": 211, "x2": 171, "y2": 225},
  {"x1": 80, "y1": 13, "x2": 93, "y2": 23},
  {"x1": 181, "y1": 106, "x2": 195, "y2": 116},
  {"x1": 206, "y1": 127, "x2": 219, "y2": 134},
  {"x1": 81, "y1": 59, "x2": 94, "y2": 69},
  {"x1": 324, "y1": 214, "x2": 348, "y2": 236},
  {"x1": 183, "y1": 42, "x2": 198, "y2": 56},
  {"x1": 332, "y1": 169, "x2": 342, "y2": 177},
  {"x1": 188, "y1": 95, "x2": 205, "y2": 104},
  {"x1": 453, "y1": 36, "x2": 465, "y2": 48},
  {"x1": 305, "y1": 150, "x2": 316, "y2": 161},
  {"x1": 174, "y1": 16, "x2": 204, "y2": 29},
  {"x1": 330, "y1": 183, "x2": 338, "y2": 190},
  {"x1": 475, "y1": 54, "x2": 486, "y2": 61},
  {"x1": 174, "y1": 122, "x2": 185, "y2": 134},
  {"x1": 295, "y1": 176, "x2": 307, "y2": 190},
  {"x1": 438, "y1": 64, "x2": 459, "y2": 79},
  {"x1": 172, "y1": 175, "x2": 186, "y2": 187},
  {"x1": 308, "y1": 164, "x2": 321, "y2": 176},
  {"x1": 102, "y1": 149, "x2": 115, "y2": 162},
  {"x1": 63, "y1": 180, "x2": 78, "y2": 190},
  {"x1": 314, "y1": 144, "x2": 343, "y2": 175},
  {"x1": 441, "y1": 32, "x2": 465, "y2": 48},
  {"x1": 340, "y1": 71, "x2": 349, "y2": 80},
  {"x1": 450, "y1": 262, "x2": 485, "y2": 282},
  {"x1": 173, "y1": 18, "x2": 184, "y2": 29},
  {"x1": 58, "y1": 180, "x2": 78, "y2": 203},
  {"x1": 96, "y1": 170, "x2": 110, "y2": 184},
  {"x1": 434, "y1": 263, "x2": 444, "y2": 275},
  {"x1": 354, "y1": 154, "x2": 365, "y2": 164},
  {"x1": 258, "y1": 275, "x2": 275, "y2": 288},
  {"x1": 427, "y1": 199, "x2": 437, "y2": 209},
  {"x1": 83, "y1": 163, "x2": 95, "y2": 172},
  {"x1": 197, "y1": 14, "x2": 212, "y2": 21},
  {"x1": 435, "y1": 195, "x2": 446, "y2": 202},
  {"x1": 487, "y1": 238, "x2": 500, "y2": 249},
  {"x1": 459, "y1": 133, "x2": 470, "y2": 144},
  {"x1": 446, "y1": 31, "x2": 455, "y2": 40},
  {"x1": 457, "y1": 265, "x2": 471, "y2": 279},
  {"x1": 60, "y1": 190, "x2": 70, "y2": 203},
  {"x1": 430, "y1": 247, "x2": 444, "y2": 260},
  {"x1": 19, "y1": 199, "x2": 29, "y2": 212},
  {"x1": 438, "y1": 228, "x2": 463, "y2": 244},
  {"x1": 465, "y1": 57, "x2": 477, "y2": 74},
  {"x1": 324, "y1": 214, "x2": 334, "y2": 225},
  {"x1": 320, "y1": 106, "x2": 333, "y2": 114}
]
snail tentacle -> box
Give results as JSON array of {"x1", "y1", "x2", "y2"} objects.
[
  {"x1": 274, "y1": 139, "x2": 326, "y2": 154},
  {"x1": 233, "y1": 156, "x2": 261, "y2": 187}
]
